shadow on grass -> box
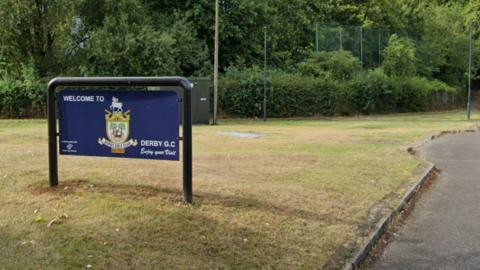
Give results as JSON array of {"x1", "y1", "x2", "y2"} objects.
[
  {"x1": 0, "y1": 205, "x2": 277, "y2": 269},
  {"x1": 19, "y1": 180, "x2": 314, "y2": 269},
  {"x1": 29, "y1": 179, "x2": 344, "y2": 225},
  {"x1": 30, "y1": 179, "x2": 178, "y2": 199}
]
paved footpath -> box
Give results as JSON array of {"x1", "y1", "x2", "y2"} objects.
[{"x1": 370, "y1": 132, "x2": 480, "y2": 270}]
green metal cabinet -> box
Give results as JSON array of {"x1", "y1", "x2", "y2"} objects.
[
  {"x1": 189, "y1": 78, "x2": 210, "y2": 124},
  {"x1": 150, "y1": 77, "x2": 210, "y2": 125}
]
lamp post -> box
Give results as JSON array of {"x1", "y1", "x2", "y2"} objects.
[
  {"x1": 467, "y1": 25, "x2": 473, "y2": 120},
  {"x1": 213, "y1": 0, "x2": 219, "y2": 125},
  {"x1": 263, "y1": 26, "x2": 268, "y2": 121}
]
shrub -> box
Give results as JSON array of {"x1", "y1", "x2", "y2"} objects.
[
  {"x1": 297, "y1": 50, "x2": 362, "y2": 80},
  {"x1": 219, "y1": 67, "x2": 340, "y2": 117},
  {"x1": 382, "y1": 34, "x2": 417, "y2": 77},
  {"x1": 346, "y1": 69, "x2": 397, "y2": 114},
  {"x1": 392, "y1": 76, "x2": 455, "y2": 112},
  {"x1": 268, "y1": 72, "x2": 338, "y2": 117},
  {"x1": 343, "y1": 69, "x2": 457, "y2": 114},
  {"x1": 219, "y1": 67, "x2": 458, "y2": 117},
  {"x1": 0, "y1": 64, "x2": 45, "y2": 118},
  {"x1": 219, "y1": 66, "x2": 264, "y2": 117}
]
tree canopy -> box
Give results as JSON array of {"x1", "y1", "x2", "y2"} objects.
[{"x1": 0, "y1": 0, "x2": 477, "y2": 81}]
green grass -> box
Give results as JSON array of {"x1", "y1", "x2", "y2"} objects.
[{"x1": 0, "y1": 111, "x2": 477, "y2": 269}]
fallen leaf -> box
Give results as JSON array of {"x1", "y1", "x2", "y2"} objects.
[
  {"x1": 47, "y1": 218, "x2": 59, "y2": 228},
  {"x1": 34, "y1": 216, "x2": 45, "y2": 223}
]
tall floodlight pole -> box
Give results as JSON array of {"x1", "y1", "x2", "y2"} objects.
[
  {"x1": 263, "y1": 26, "x2": 268, "y2": 121},
  {"x1": 360, "y1": 27, "x2": 364, "y2": 67},
  {"x1": 378, "y1": 29, "x2": 381, "y2": 65},
  {"x1": 213, "y1": 0, "x2": 219, "y2": 125},
  {"x1": 339, "y1": 27, "x2": 343, "y2": 50},
  {"x1": 467, "y1": 25, "x2": 473, "y2": 120}
]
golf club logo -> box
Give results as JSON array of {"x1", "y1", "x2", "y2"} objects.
[{"x1": 98, "y1": 97, "x2": 138, "y2": 154}]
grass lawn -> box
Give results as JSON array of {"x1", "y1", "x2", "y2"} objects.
[{"x1": 0, "y1": 111, "x2": 477, "y2": 269}]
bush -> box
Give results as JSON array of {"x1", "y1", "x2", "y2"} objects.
[
  {"x1": 345, "y1": 69, "x2": 397, "y2": 114},
  {"x1": 342, "y1": 69, "x2": 457, "y2": 114},
  {"x1": 219, "y1": 67, "x2": 458, "y2": 117},
  {"x1": 0, "y1": 64, "x2": 45, "y2": 118},
  {"x1": 0, "y1": 63, "x2": 458, "y2": 119},
  {"x1": 219, "y1": 66, "x2": 264, "y2": 117},
  {"x1": 382, "y1": 34, "x2": 417, "y2": 77},
  {"x1": 219, "y1": 67, "x2": 340, "y2": 117},
  {"x1": 268, "y1": 73, "x2": 338, "y2": 117},
  {"x1": 298, "y1": 50, "x2": 362, "y2": 80},
  {"x1": 393, "y1": 76, "x2": 455, "y2": 112}
]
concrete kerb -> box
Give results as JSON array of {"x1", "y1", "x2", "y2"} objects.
[
  {"x1": 342, "y1": 163, "x2": 435, "y2": 270},
  {"x1": 342, "y1": 126, "x2": 479, "y2": 270}
]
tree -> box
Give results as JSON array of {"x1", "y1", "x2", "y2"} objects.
[
  {"x1": 382, "y1": 34, "x2": 417, "y2": 76},
  {"x1": 74, "y1": 0, "x2": 210, "y2": 76},
  {"x1": 298, "y1": 50, "x2": 362, "y2": 80},
  {"x1": 415, "y1": 3, "x2": 472, "y2": 86},
  {"x1": 0, "y1": 0, "x2": 75, "y2": 78}
]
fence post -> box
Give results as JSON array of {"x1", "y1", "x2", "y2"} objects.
[
  {"x1": 339, "y1": 27, "x2": 343, "y2": 50},
  {"x1": 263, "y1": 26, "x2": 268, "y2": 122},
  {"x1": 467, "y1": 25, "x2": 473, "y2": 120},
  {"x1": 360, "y1": 27, "x2": 364, "y2": 67},
  {"x1": 378, "y1": 29, "x2": 382, "y2": 65},
  {"x1": 213, "y1": 0, "x2": 219, "y2": 125}
]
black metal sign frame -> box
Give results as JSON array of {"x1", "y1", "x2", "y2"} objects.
[{"x1": 47, "y1": 77, "x2": 193, "y2": 203}]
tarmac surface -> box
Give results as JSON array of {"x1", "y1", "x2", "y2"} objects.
[{"x1": 370, "y1": 132, "x2": 480, "y2": 270}]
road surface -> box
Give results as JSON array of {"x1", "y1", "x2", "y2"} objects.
[{"x1": 370, "y1": 132, "x2": 480, "y2": 270}]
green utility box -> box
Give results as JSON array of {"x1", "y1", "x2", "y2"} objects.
[
  {"x1": 151, "y1": 77, "x2": 210, "y2": 124},
  {"x1": 189, "y1": 78, "x2": 210, "y2": 124}
]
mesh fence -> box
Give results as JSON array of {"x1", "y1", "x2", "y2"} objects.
[
  {"x1": 315, "y1": 25, "x2": 386, "y2": 68},
  {"x1": 314, "y1": 25, "x2": 472, "y2": 71},
  {"x1": 244, "y1": 23, "x2": 478, "y2": 115}
]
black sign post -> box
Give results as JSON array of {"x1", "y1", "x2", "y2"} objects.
[{"x1": 47, "y1": 77, "x2": 193, "y2": 203}]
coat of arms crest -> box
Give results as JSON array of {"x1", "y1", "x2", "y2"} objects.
[{"x1": 98, "y1": 97, "x2": 138, "y2": 153}]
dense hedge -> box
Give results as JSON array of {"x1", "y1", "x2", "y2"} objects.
[
  {"x1": 0, "y1": 66, "x2": 460, "y2": 118},
  {"x1": 220, "y1": 67, "x2": 338, "y2": 117},
  {"x1": 0, "y1": 64, "x2": 46, "y2": 118},
  {"x1": 220, "y1": 67, "x2": 459, "y2": 117},
  {"x1": 0, "y1": 75, "x2": 45, "y2": 118}
]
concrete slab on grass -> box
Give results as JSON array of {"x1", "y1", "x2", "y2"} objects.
[{"x1": 221, "y1": 132, "x2": 262, "y2": 139}]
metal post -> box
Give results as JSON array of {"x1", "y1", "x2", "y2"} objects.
[
  {"x1": 316, "y1": 22, "x2": 319, "y2": 52},
  {"x1": 263, "y1": 26, "x2": 268, "y2": 122},
  {"x1": 360, "y1": 27, "x2": 364, "y2": 67},
  {"x1": 339, "y1": 27, "x2": 343, "y2": 50},
  {"x1": 378, "y1": 29, "x2": 381, "y2": 65},
  {"x1": 213, "y1": 0, "x2": 219, "y2": 125},
  {"x1": 467, "y1": 26, "x2": 473, "y2": 120},
  {"x1": 182, "y1": 83, "x2": 193, "y2": 203},
  {"x1": 47, "y1": 81, "x2": 58, "y2": 187}
]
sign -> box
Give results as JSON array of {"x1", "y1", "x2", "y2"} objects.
[{"x1": 59, "y1": 90, "x2": 179, "y2": 160}]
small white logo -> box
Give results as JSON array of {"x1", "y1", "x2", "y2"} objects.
[{"x1": 66, "y1": 144, "x2": 74, "y2": 150}]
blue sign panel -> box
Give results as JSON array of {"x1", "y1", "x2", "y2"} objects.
[{"x1": 59, "y1": 90, "x2": 179, "y2": 160}]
